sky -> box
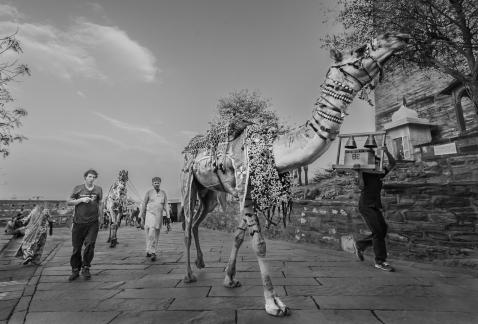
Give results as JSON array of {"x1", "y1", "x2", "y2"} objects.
[{"x1": 0, "y1": 0, "x2": 375, "y2": 201}]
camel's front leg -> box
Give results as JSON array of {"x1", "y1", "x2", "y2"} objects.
[
  {"x1": 224, "y1": 217, "x2": 247, "y2": 288},
  {"x1": 248, "y1": 212, "x2": 290, "y2": 317}
]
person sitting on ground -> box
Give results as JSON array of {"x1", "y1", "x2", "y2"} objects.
[{"x1": 4, "y1": 210, "x2": 31, "y2": 237}]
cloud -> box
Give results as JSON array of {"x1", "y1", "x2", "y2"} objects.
[
  {"x1": 0, "y1": 7, "x2": 159, "y2": 83},
  {"x1": 85, "y1": 2, "x2": 104, "y2": 14},
  {"x1": 93, "y1": 112, "x2": 168, "y2": 145},
  {"x1": 0, "y1": 4, "x2": 24, "y2": 19},
  {"x1": 69, "y1": 131, "x2": 128, "y2": 149},
  {"x1": 77, "y1": 90, "x2": 86, "y2": 98}
]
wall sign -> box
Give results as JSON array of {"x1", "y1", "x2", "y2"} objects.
[{"x1": 433, "y1": 142, "x2": 457, "y2": 155}]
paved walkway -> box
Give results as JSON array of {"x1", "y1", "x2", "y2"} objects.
[{"x1": 1, "y1": 223, "x2": 477, "y2": 324}]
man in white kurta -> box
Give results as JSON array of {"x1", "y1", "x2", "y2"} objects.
[{"x1": 140, "y1": 177, "x2": 169, "y2": 261}]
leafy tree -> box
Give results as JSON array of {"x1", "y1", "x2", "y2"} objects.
[
  {"x1": 324, "y1": 0, "x2": 478, "y2": 110},
  {"x1": 213, "y1": 89, "x2": 284, "y2": 133},
  {"x1": 0, "y1": 32, "x2": 30, "y2": 157}
]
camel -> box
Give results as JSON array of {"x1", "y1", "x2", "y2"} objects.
[
  {"x1": 104, "y1": 170, "x2": 128, "y2": 248},
  {"x1": 181, "y1": 32, "x2": 410, "y2": 316}
]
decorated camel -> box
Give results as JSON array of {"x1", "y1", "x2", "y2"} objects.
[
  {"x1": 104, "y1": 170, "x2": 128, "y2": 248},
  {"x1": 181, "y1": 32, "x2": 409, "y2": 316}
]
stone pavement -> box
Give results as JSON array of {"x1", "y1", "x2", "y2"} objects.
[{"x1": 0, "y1": 223, "x2": 477, "y2": 324}]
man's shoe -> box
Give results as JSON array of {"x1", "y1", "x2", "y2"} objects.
[
  {"x1": 353, "y1": 241, "x2": 364, "y2": 262},
  {"x1": 81, "y1": 267, "x2": 91, "y2": 279},
  {"x1": 146, "y1": 252, "x2": 151, "y2": 257},
  {"x1": 150, "y1": 253, "x2": 156, "y2": 262},
  {"x1": 374, "y1": 262, "x2": 394, "y2": 272},
  {"x1": 68, "y1": 270, "x2": 80, "y2": 281}
]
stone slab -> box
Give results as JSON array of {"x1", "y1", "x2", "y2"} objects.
[
  {"x1": 111, "y1": 310, "x2": 235, "y2": 324},
  {"x1": 287, "y1": 283, "x2": 435, "y2": 296},
  {"x1": 25, "y1": 311, "x2": 120, "y2": 324},
  {"x1": 96, "y1": 298, "x2": 173, "y2": 312},
  {"x1": 209, "y1": 285, "x2": 286, "y2": 297},
  {"x1": 375, "y1": 310, "x2": 478, "y2": 324},
  {"x1": 169, "y1": 296, "x2": 317, "y2": 311},
  {"x1": 31, "y1": 289, "x2": 120, "y2": 301},
  {"x1": 237, "y1": 309, "x2": 381, "y2": 324},
  {"x1": 113, "y1": 287, "x2": 209, "y2": 299},
  {"x1": 314, "y1": 295, "x2": 478, "y2": 312}
]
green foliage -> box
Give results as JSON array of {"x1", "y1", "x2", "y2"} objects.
[
  {"x1": 0, "y1": 33, "x2": 30, "y2": 157},
  {"x1": 324, "y1": 0, "x2": 478, "y2": 108}
]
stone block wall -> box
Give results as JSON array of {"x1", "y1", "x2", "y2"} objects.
[{"x1": 375, "y1": 69, "x2": 478, "y2": 140}]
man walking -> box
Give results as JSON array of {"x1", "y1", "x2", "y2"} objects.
[
  {"x1": 67, "y1": 169, "x2": 103, "y2": 281},
  {"x1": 140, "y1": 177, "x2": 169, "y2": 261},
  {"x1": 354, "y1": 146, "x2": 396, "y2": 271}
]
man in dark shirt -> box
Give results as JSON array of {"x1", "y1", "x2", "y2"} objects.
[
  {"x1": 67, "y1": 169, "x2": 103, "y2": 281},
  {"x1": 354, "y1": 146, "x2": 396, "y2": 272}
]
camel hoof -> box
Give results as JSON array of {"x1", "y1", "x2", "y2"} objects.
[
  {"x1": 223, "y1": 279, "x2": 241, "y2": 288},
  {"x1": 265, "y1": 297, "x2": 290, "y2": 317},
  {"x1": 195, "y1": 258, "x2": 205, "y2": 269},
  {"x1": 184, "y1": 274, "x2": 197, "y2": 283}
]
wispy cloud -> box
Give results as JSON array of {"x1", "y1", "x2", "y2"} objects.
[
  {"x1": 0, "y1": 6, "x2": 159, "y2": 83},
  {"x1": 93, "y1": 112, "x2": 168, "y2": 145},
  {"x1": 76, "y1": 90, "x2": 86, "y2": 98},
  {"x1": 85, "y1": 2, "x2": 104, "y2": 14},
  {"x1": 0, "y1": 4, "x2": 24, "y2": 19},
  {"x1": 69, "y1": 131, "x2": 128, "y2": 149}
]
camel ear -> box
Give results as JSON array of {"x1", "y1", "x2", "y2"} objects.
[{"x1": 330, "y1": 49, "x2": 343, "y2": 63}]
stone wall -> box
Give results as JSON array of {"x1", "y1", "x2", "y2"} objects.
[
  {"x1": 201, "y1": 154, "x2": 478, "y2": 268},
  {"x1": 375, "y1": 68, "x2": 478, "y2": 140},
  {"x1": 0, "y1": 200, "x2": 73, "y2": 227}
]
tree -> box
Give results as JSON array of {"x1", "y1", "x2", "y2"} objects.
[
  {"x1": 0, "y1": 32, "x2": 30, "y2": 157},
  {"x1": 212, "y1": 89, "x2": 283, "y2": 131},
  {"x1": 324, "y1": 0, "x2": 478, "y2": 111}
]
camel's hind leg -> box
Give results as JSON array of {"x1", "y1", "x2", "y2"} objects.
[
  {"x1": 223, "y1": 199, "x2": 251, "y2": 288},
  {"x1": 192, "y1": 190, "x2": 218, "y2": 269},
  {"x1": 182, "y1": 174, "x2": 198, "y2": 283}
]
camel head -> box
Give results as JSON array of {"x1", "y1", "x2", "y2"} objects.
[{"x1": 323, "y1": 32, "x2": 410, "y2": 113}]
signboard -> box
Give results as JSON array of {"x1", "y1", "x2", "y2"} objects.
[
  {"x1": 343, "y1": 149, "x2": 375, "y2": 169},
  {"x1": 433, "y1": 142, "x2": 457, "y2": 156}
]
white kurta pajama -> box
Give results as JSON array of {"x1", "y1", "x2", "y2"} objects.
[{"x1": 143, "y1": 189, "x2": 167, "y2": 254}]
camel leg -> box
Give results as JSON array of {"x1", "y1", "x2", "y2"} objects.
[
  {"x1": 183, "y1": 176, "x2": 198, "y2": 283},
  {"x1": 192, "y1": 190, "x2": 217, "y2": 269},
  {"x1": 110, "y1": 223, "x2": 118, "y2": 248},
  {"x1": 247, "y1": 212, "x2": 290, "y2": 317},
  {"x1": 107, "y1": 215, "x2": 112, "y2": 243},
  {"x1": 224, "y1": 198, "x2": 253, "y2": 288},
  {"x1": 224, "y1": 216, "x2": 247, "y2": 288}
]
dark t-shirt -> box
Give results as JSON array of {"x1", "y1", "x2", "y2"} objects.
[
  {"x1": 70, "y1": 184, "x2": 103, "y2": 223},
  {"x1": 359, "y1": 172, "x2": 386, "y2": 208}
]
